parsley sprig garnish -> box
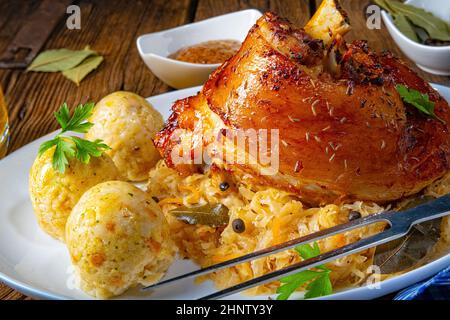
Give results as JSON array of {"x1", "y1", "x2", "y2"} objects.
[
  {"x1": 276, "y1": 242, "x2": 333, "y2": 300},
  {"x1": 395, "y1": 84, "x2": 445, "y2": 124},
  {"x1": 38, "y1": 102, "x2": 110, "y2": 173}
]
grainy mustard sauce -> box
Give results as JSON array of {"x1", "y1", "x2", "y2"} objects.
[{"x1": 169, "y1": 40, "x2": 241, "y2": 64}]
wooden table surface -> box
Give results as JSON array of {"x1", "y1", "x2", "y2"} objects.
[{"x1": 0, "y1": 0, "x2": 449, "y2": 300}]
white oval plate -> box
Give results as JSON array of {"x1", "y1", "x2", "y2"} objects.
[{"x1": 0, "y1": 84, "x2": 449, "y2": 300}]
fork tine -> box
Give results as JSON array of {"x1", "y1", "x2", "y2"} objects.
[
  {"x1": 141, "y1": 195, "x2": 449, "y2": 298},
  {"x1": 142, "y1": 211, "x2": 391, "y2": 291},
  {"x1": 199, "y1": 228, "x2": 402, "y2": 300},
  {"x1": 200, "y1": 195, "x2": 450, "y2": 300}
]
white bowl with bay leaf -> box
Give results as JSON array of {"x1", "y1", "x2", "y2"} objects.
[{"x1": 378, "y1": 0, "x2": 450, "y2": 75}]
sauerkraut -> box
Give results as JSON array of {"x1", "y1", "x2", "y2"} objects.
[
  {"x1": 66, "y1": 181, "x2": 177, "y2": 298},
  {"x1": 148, "y1": 161, "x2": 449, "y2": 295}
]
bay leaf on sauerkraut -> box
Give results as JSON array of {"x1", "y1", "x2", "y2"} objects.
[
  {"x1": 170, "y1": 203, "x2": 229, "y2": 227},
  {"x1": 374, "y1": 196, "x2": 441, "y2": 274}
]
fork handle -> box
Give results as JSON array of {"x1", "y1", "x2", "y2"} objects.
[
  {"x1": 386, "y1": 194, "x2": 450, "y2": 228},
  {"x1": 200, "y1": 195, "x2": 450, "y2": 300}
]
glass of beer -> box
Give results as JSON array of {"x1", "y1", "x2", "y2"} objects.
[{"x1": 0, "y1": 86, "x2": 9, "y2": 158}]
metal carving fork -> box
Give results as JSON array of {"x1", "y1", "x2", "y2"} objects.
[{"x1": 142, "y1": 194, "x2": 450, "y2": 299}]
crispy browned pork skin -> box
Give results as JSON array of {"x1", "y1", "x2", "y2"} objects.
[{"x1": 155, "y1": 12, "x2": 450, "y2": 205}]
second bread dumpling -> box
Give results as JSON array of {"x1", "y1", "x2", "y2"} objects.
[
  {"x1": 29, "y1": 147, "x2": 121, "y2": 241},
  {"x1": 85, "y1": 92, "x2": 164, "y2": 181},
  {"x1": 66, "y1": 181, "x2": 176, "y2": 299}
]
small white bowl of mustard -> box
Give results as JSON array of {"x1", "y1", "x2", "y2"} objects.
[{"x1": 136, "y1": 9, "x2": 262, "y2": 89}]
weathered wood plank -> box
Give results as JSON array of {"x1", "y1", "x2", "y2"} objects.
[
  {"x1": 0, "y1": 0, "x2": 193, "y2": 153},
  {"x1": 0, "y1": 1, "x2": 44, "y2": 300},
  {"x1": 0, "y1": 283, "x2": 26, "y2": 300},
  {"x1": 0, "y1": 1, "x2": 41, "y2": 54},
  {"x1": 269, "y1": 0, "x2": 311, "y2": 26},
  {"x1": 194, "y1": 0, "x2": 311, "y2": 25},
  {"x1": 123, "y1": 0, "x2": 193, "y2": 97},
  {"x1": 194, "y1": 0, "x2": 268, "y2": 21}
]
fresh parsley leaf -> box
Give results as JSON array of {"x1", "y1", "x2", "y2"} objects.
[
  {"x1": 52, "y1": 138, "x2": 75, "y2": 173},
  {"x1": 276, "y1": 242, "x2": 333, "y2": 300},
  {"x1": 38, "y1": 138, "x2": 59, "y2": 156},
  {"x1": 276, "y1": 270, "x2": 322, "y2": 300},
  {"x1": 38, "y1": 102, "x2": 110, "y2": 173},
  {"x1": 54, "y1": 103, "x2": 70, "y2": 130},
  {"x1": 304, "y1": 272, "x2": 332, "y2": 299},
  {"x1": 64, "y1": 102, "x2": 95, "y2": 133},
  {"x1": 72, "y1": 137, "x2": 110, "y2": 164},
  {"x1": 295, "y1": 241, "x2": 320, "y2": 259},
  {"x1": 395, "y1": 84, "x2": 445, "y2": 124}
]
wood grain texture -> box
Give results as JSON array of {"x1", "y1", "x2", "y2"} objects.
[
  {"x1": 0, "y1": 0, "x2": 449, "y2": 300},
  {"x1": 194, "y1": 0, "x2": 310, "y2": 25},
  {"x1": 1, "y1": 0, "x2": 194, "y2": 154}
]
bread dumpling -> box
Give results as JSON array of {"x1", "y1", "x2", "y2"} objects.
[
  {"x1": 65, "y1": 181, "x2": 176, "y2": 298},
  {"x1": 29, "y1": 146, "x2": 120, "y2": 241},
  {"x1": 86, "y1": 92, "x2": 164, "y2": 181}
]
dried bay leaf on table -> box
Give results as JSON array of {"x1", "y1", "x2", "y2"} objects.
[
  {"x1": 170, "y1": 203, "x2": 230, "y2": 227},
  {"x1": 27, "y1": 46, "x2": 97, "y2": 72},
  {"x1": 62, "y1": 55, "x2": 104, "y2": 86}
]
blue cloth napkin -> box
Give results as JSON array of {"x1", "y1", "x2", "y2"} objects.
[{"x1": 394, "y1": 266, "x2": 450, "y2": 300}]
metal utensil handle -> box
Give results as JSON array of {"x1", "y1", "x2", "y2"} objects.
[
  {"x1": 141, "y1": 195, "x2": 450, "y2": 293},
  {"x1": 387, "y1": 194, "x2": 450, "y2": 227},
  {"x1": 200, "y1": 195, "x2": 450, "y2": 299},
  {"x1": 200, "y1": 228, "x2": 400, "y2": 300},
  {"x1": 143, "y1": 212, "x2": 389, "y2": 291}
]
